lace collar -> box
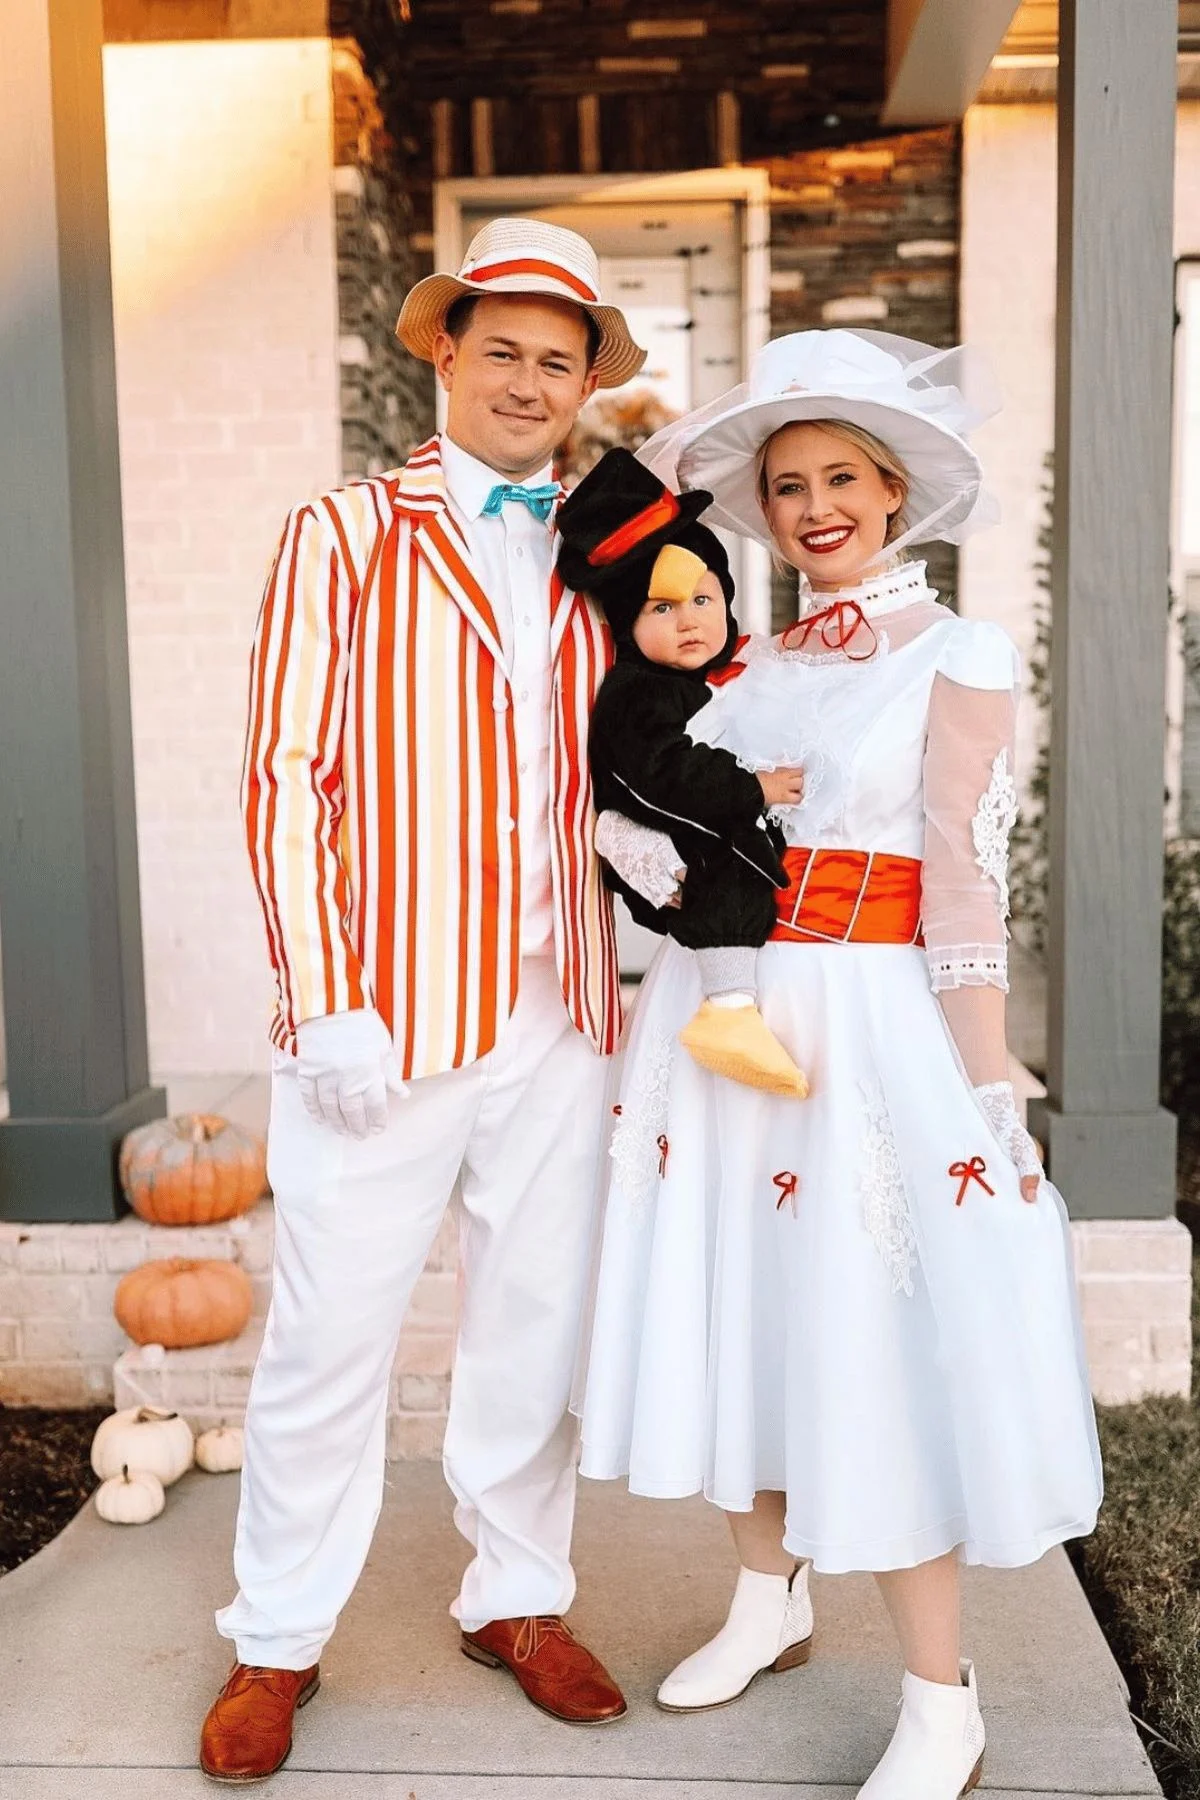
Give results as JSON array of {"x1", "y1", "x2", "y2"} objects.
[{"x1": 794, "y1": 559, "x2": 936, "y2": 622}]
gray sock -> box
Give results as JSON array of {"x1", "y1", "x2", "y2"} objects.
[{"x1": 696, "y1": 945, "x2": 758, "y2": 1000}]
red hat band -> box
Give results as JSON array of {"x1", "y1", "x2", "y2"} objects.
[
  {"x1": 464, "y1": 258, "x2": 599, "y2": 303},
  {"x1": 587, "y1": 490, "x2": 681, "y2": 567}
]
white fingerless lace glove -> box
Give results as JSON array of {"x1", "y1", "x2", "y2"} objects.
[
  {"x1": 975, "y1": 1080, "x2": 1043, "y2": 1182},
  {"x1": 595, "y1": 810, "x2": 685, "y2": 910},
  {"x1": 296, "y1": 1007, "x2": 409, "y2": 1140}
]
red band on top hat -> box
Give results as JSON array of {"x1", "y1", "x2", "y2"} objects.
[
  {"x1": 465, "y1": 258, "x2": 599, "y2": 303},
  {"x1": 587, "y1": 490, "x2": 681, "y2": 567}
]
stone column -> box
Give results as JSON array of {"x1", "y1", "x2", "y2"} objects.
[
  {"x1": 0, "y1": 0, "x2": 164, "y2": 1222},
  {"x1": 1028, "y1": 0, "x2": 1179, "y2": 1222}
]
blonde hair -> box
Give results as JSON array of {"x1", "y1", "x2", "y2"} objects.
[{"x1": 756, "y1": 417, "x2": 912, "y2": 553}]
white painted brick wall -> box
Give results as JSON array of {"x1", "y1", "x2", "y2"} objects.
[
  {"x1": 0, "y1": 1207, "x2": 275, "y2": 1408},
  {"x1": 1071, "y1": 1218, "x2": 1194, "y2": 1404},
  {"x1": 959, "y1": 103, "x2": 1058, "y2": 794},
  {"x1": 102, "y1": 40, "x2": 342, "y2": 1076},
  {"x1": 960, "y1": 102, "x2": 1200, "y2": 799},
  {"x1": 1, "y1": 1204, "x2": 459, "y2": 1454}
]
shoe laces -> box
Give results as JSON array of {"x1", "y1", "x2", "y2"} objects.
[
  {"x1": 233, "y1": 1664, "x2": 307, "y2": 1700},
  {"x1": 512, "y1": 1616, "x2": 575, "y2": 1664}
]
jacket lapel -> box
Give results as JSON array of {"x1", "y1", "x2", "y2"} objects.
[
  {"x1": 548, "y1": 565, "x2": 577, "y2": 669},
  {"x1": 548, "y1": 563, "x2": 613, "y2": 675},
  {"x1": 394, "y1": 438, "x2": 508, "y2": 671}
]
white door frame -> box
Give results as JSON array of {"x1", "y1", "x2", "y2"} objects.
[{"x1": 433, "y1": 167, "x2": 773, "y2": 631}]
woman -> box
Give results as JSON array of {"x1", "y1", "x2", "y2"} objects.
[{"x1": 579, "y1": 329, "x2": 1102, "y2": 1800}]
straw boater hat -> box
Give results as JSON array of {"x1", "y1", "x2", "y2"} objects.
[
  {"x1": 638, "y1": 329, "x2": 1000, "y2": 556},
  {"x1": 396, "y1": 218, "x2": 648, "y2": 389}
]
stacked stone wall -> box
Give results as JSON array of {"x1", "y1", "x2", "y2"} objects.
[{"x1": 332, "y1": 39, "x2": 433, "y2": 476}]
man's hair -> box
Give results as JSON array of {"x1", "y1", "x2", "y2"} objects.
[{"x1": 445, "y1": 291, "x2": 602, "y2": 367}]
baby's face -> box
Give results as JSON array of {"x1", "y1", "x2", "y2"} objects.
[{"x1": 631, "y1": 570, "x2": 728, "y2": 670}]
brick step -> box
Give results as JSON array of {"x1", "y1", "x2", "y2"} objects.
[
  {"x1": 1, "y1": 1198, "x2": 459, "y2": 1435},
  {"x1": 113, "y1": 1309, "x2": 453, "y2": 1460},
  {"x1": 0, "y1": 1200, "x2": 277, "y2": 1407}
]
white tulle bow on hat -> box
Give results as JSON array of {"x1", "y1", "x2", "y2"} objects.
[{"x1": 638, "y1": 329, "x2": 1001, "y2": 558}]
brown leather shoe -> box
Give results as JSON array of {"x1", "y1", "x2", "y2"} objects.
[
  {"x1": 461, "y1": 1615, "x2": 627, "y2": 1724},
  {"x1": 199, "y1": 1662, "x2": 320, "y2": 1784}
]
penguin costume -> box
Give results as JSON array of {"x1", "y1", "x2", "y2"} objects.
[{"x1": 556, "y1": 448, "x2": 808, "y2": 1098}]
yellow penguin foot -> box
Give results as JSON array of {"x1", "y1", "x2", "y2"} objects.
[{"x1": 679, "y1": 1001, "x2": 810, "y2": 1099}]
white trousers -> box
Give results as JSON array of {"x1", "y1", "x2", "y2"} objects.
[{"x1": 214, "y1": 958, "x2": 610, "y2": 1669}]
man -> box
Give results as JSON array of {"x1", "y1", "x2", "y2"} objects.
[{"x1": 200, "y1": 219, "x2": 649, "y2": 1784}]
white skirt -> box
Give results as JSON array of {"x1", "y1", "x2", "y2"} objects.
[{"x1": 576, "y1": 937, "x2": 1103, "y2": 1574}]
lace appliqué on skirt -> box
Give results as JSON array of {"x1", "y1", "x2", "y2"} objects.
[
  {"x1": 859, "y1": 1079, "x2": 917, "y2": 1297},
  {"x1": 608, "y1": 1030, "x2": 674, "y2": 1213},
  {"x1": 971, "y1": 749, "x2": 1019, "y2": 918}
]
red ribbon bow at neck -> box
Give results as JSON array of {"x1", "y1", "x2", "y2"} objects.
[{"x1": 781, "y1": 598, "x2": 878, "y2": 662}]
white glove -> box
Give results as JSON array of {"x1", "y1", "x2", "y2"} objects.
[
  {"x1": 296, "y1": 1008, "x2": 408, "y2": 1139},
  {"x1": 974, "y1": 1080, "x2": 1043, "y2": 1182},
  {"x1": 595, "y1": 810, "x2": 686, "y2": 910}
]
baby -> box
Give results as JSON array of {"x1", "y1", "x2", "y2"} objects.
[{"x1": 556, "y1": 448, "x2": 808, "y2": 1098}]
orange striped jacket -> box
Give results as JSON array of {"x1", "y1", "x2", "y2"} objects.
[{"x1": 241, "y1": 437, "x2": 622, "y2": 1076}]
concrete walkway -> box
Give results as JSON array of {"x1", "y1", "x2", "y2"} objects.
[{"x1": 0, "y1": 1463, "x2": 1161, "y2": 1800}]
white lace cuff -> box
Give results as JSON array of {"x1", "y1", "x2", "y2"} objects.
[
  {"x1": 595, "y1": 810, "x2": 684, "y2": 909},
  {"x1": 926, "y1": 944, "x2": 1009, "y2": 994}
]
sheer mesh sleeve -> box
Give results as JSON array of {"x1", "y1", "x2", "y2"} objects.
[{"x1": 921, "y1": 622, "x2": 1021, "y2": 994}]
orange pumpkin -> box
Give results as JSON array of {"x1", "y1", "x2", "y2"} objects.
[
  {"x1": 114, "y1": 1258, "x2": 253, "y2": 1349},
  {"x1": 119, "y1": 1115, "x2": 267, "y2": 1226}
]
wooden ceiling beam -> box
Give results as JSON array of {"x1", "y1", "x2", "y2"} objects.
[{"x1": 882, "y1": 0, "x2": 1021, "y2": 123}]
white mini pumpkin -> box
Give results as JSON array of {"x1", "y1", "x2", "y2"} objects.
[
  {"x1": 94, "y1": 1464, "x2": 166, "y2": 1525},
  {"x1": 195, "y1": 1424, "x2": 244, "y2": 1473},
  {"x1": 91, "y1": 1406, "x2": 195, "y2": 1487}
]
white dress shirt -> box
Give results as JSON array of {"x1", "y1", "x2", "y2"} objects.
[{"x1": 440, "y1": 433, "x2": 557, "y2": 958}]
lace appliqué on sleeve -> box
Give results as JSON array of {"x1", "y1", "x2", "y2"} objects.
[
  {"x1": 970, "y1": 749, "x2": 1018, "y2": 919},
  {"x1": 608, "y1": 1030, "x2": 674, "y2": 1213},
  {"x1": 928, "y1": 945, "x2": 1010, "y2": 994},
  {"x1": 858, "y1": 1080, "x2": 917, "y2": 1297},
  {"x1": 594, "y1": 811, "x2": 682, "y2": 910}
]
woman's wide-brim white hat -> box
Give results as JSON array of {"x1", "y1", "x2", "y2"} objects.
[
  {"x1": 397, "y1": 217, "x2": 647, "y2": 390},
  {"x1": 643, "y1": 330, "x2": 998, "y2": 551}
]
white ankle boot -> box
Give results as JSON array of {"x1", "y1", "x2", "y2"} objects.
[
  {"x1": 655, "y1": 1563, "x2": 813, "y2": 1712},
  {"x1": 857, "y1": 1660, "x2": 985, "y2": 1799}
]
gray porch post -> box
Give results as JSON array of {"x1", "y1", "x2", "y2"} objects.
[
  {"x1": 0, "y1": 0, "x2": 165, "y2": 1222},
  {"x1": 1028, "y1": 0, "x2": 1178, "y2": 1218}
]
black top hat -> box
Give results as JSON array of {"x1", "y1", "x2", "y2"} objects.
[{"x1": 556, "y1": 449, "x2": 734, "y2": 650}]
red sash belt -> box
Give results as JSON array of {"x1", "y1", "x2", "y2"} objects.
[{"x1": 769, "y1": 847, "x2": 924, "y2": 946}]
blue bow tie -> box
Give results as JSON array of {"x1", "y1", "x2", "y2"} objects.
[{"x1": 481, "y1": 482, "x2": 559, "y2": 523}]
